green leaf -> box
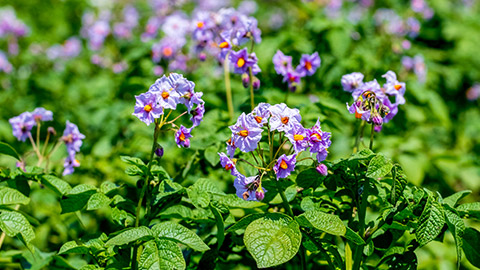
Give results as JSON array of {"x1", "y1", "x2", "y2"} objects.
[
  {"x1": 0, "y1": 142, "x2": 20, "y2": 160},
  {"x1": 139, "y1": 239, "x2": 186, "y2": 270},
  {"x1": 218, "y1": 194, "x2": 266, "y2": 209},
  {"x1": 100, "y1": 181, "x2": 118, "y2": 195},
  {"x1": 120, "y1": 156, "x2": 145, "y2": 166},
  {"x1": 390, "y1": 165, "x2": 407, "y2": 204},
  {"x1": 86, "y1": 193, "x2": 112, "y2": 211},
  {"x1": 41, "y1": 175, "x2": 72, "y2": 196},
  {"x1": 226, "y1": 213, "x2": 265, "y2": 233},
  {"x1": 60, "y1": 184, "x2": 97, "y2": 214},
  {"x1": 105, "y1": 226, "x2": 153, "y2": 247},
  {"x1": 187, "y1": 186, "x2": 210, "y2": 208},
  {"x1": 0, "y1": 186, "x2": 30, "y2": 205},
  {"x1": 416, "y1": 196, "x2": 445, "y2": 246},
  {"x1": 456, "y1": 202, "x2": 480, "y2": 219},
  {"x1": 58, "y1": 241, "x2": 89, "y2": 255},
  {"x1": 443, "y1": 190, "x2": 472, "y2": 208},
  {"x1": 445, "y1": 210, "x2": 465, "y2": 269},
  {"x1": 462, "y1": 228, "x2": 480, "y2": 268},
  {"x1": 366, "y1": 154, "x2": 393, "y2": 179},
  {"x1": 190, "y1": 178, "x2": 225, "y2": 196},
  {"x1": 151, "y1": 222, "x2": 209, "y2": 252},
  {"x1": 297, "y1": 209, "x2": 346, "y2": 236},
  {"x1": 345, "y1": 227, "x2": 365, "y2": 245},
  {"x1": 159, "y1": 205, "x2": 194, "y2": 220},
  {"x1": 0, "y1": 211, "x2": 35, "y2": 244},
  {"x1": 244, "y1": 213, "x2": 301, "y2": 268},
  {"x1": 153, "y1": 179, "x2": 184, "y2": 205},
  {"x1": 209, "y1": 204, "x2": 225, "y2": 248},
  {"x1": 348, "y1": 148, "x2": 375, "y2": 161},
  {"x1": 204, "y1": 145, "x2": 219, "y2": 166},
  {"x1": 296, "y1": 168, "x2": 323, "y2": 189}
]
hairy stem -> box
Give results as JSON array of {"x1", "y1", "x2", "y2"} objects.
[
  {"x1": 369, "y1": 124, "x2": 374, "y2": 150},
  {"x1": 352, "y1": 178, "x2": 369, "y2": 270},
  {"x1": 353, "y1": 120, "x2": 366, "y2": 154}
]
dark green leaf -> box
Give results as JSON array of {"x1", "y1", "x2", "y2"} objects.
[
  {"x1": 226, "y1": 213, "x2": 265, "y2": 233},
  {"x1": 58, "y1": 241, "x2": 89, "y2": 255},
  {"x1": 0, "y1": 186, "x2": 30, "y2": 205},
  {"x1": 0, "y1": 142, "x2": 20, "y2": 160},
  {"x1": 105, "y1": 226, "x2": 153, "y2": 247},
  {"x1": 416, "y1": 196, "x2": 445, "y2": 246},
  {"x1": 366, "y1": 154, "x2": 393, "y2": 179},
  {"x1": 345, "y1": 227, "x2": 365, "y2": 245},
  {"x1": 86, "y1": 193, "x2": 111, "y2": 211},
  {"x1": 445, "y1": 210, "x2": 465, "y2": 269},
  {"x1": 41, "y1": 175, "x2": 72, "y2": 196},
  {"x1": 443, "y1": 190, "x2": 472, "y2": 208},
  {"x1": 139, "y1": 239, "x2": 186, "y2": 270},
  {"x1": 463, "y1": 228, "x2": 480, "y2": 268},
  {"x1": 0, "y1": 211, "x2": 35, "y2": 244},
  {"x1": 297, "y1": 209, "x2": 346, "y2": 236},
  {"x1": 151, "y1": 222, "x2": 209, "y2": 252}
]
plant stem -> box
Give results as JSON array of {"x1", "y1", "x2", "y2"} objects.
[
  {"x1": 224, "y1": 53, "x2": 234, "y2": 120},
  {"x1": 353, "y1": 120, "x2": 366, "y2": 154},
  {"x1": 369, "y1": 124, "x2": 374, "y2": 150},
  {"x1": 352, "y1": 178, "x2": 369, "y2": 270},
  {"x1": 131, "y1": 119, "x2": 162, "y2": 270},
  {"x1": 284, "y1": 89, "x2": 289, "y2": 104},
  {"x1": 249, "y1": 67, "x2": 255, "y2": 111}
]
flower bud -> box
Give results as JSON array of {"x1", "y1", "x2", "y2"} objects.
[
  {"x1": 255, "y1": 187, "x2": 265, "y2": 201},
  {"x1": 47, "y1": 126, "x2": 56, "y2": 136},
  {"x1": 372, "y1": 114, "x2": 383, "y2": 126},
  {"x1": 242, "y1": 73, "x2": 250, "y2": 88},
  {"x1": 289, "y1": 83, "x2": 297, "y2": 92},
  {"x1": 316, "y1": 163, "x2": 328, "y2": 176},
  {"x1": 252, "y1": 76, "x2": 260, "y2": 90},
  {"x1": 198, "y1": 52, "x2": 207, "y2": 62},
  {"x1": 155, "y1": 143, "x2": 164, "y2": 157}
]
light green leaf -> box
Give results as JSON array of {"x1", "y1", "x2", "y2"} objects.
[
  {"x1": 244, "y1": 213, "x2": 301, "y2": 268},
  {"x1": 416, "y1": 196, "x2": 445, "y2": 246},
  {"x1": 159, "y1": 205, "x2": 194, "y2": 220},
  {"x1": 204, "y1": 146, "x2": 219, "y2": 166},
  {"x1": 60, "y1": 184, "x2": 97, "y2": 214},
  {"x1": 297, "y1": 209, "x2": 346, "y2": 236},
  {"x1": 100, "y1": 181, "x2": 118, "y2": 195},
  {"x1": 218, "y1": 194, "x2": 266, "y2": 209},
  {"x1": 0, "y1": 211, "x2": 35, "y2": 244},
  {"x1": 345, "y1": 227, "x2": 365, "y2": 245},
  {"x1": 139, "y1": 239, "x2": 186, "y2": 270},
  {"x1": 0, "y1": 186, "x2": 30, "y2": 205},
  {"x1": 457, "y1": 202, "x2": 480, "y2": 219},
  {"x1": 41, "y1": 175, "x2": 72, "y2": 196},
  {"x1": 58, "y1": 241, "x2": 89, "y2": 255},
  {"x1": 226, "y1": 213, "x2": 265, "y2": 233},
  {"x1": 105, "y1": 226, "x2": 153, "y2": 247},
  {"x1": 0, "y1": 142, "x2": 20, "y2": 160},
  {"x1": 151, "y1": 222, "x2": 209, "y2": 252},
  {"x1": 445, "y1": 210, "x2": 465, "y2": 269},
  {"x1": 366, "y1": 154, "x2": 393, "y2": 179},
  {"x1": 443, "y1": 190, "x2": 472, "y2": 208},
  {"x1": 86, "y1": 193, "x2": 112, "y2": 211},
  {"x1": 153, "y1": 179, "x2": 183, "y2": 205}
]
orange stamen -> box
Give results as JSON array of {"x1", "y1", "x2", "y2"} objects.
[
  {"x1": 161, "y1": 91, "x2": 169, "y2": 99},
  {"x1": 197, "y1": 21, "x2": 204, "y2": 28},
  {"x1": 294, "y1": 134, "x2": 304, "y2": 141},
  {"x1": 237, "y1": 58, "x2": 245, "y2": 68},
  {"x1": 305, "y1": 61, "x2": 312, "y2": 71},
  {"x1": 355, "y1": 110, "x2": 362, "y2": 119},
  {"x1": 394, "y1": 84, "x2": 402, "y2": 90},
  {"x1": 179, "y1": 132, "x2": 186, "y2": 141},
  {"x1": 281, "y1": 116, "x2": 289, "y2": 124},
  {"x1": 280, "y1": 160, "x2": 288, "y2": 169},
  {"x1": 239, "y1": 130, "x2": 249, "y2": 137},
  {"x1": 219, "y1": 41, "x2": 229, "y2": 48},
  {"x1": 255, "y1": 116, "x2": 263, "y2": 123},
  {"x1": 144, "y1": 104, "x2": 152, "y2": 112},
  {"x1": 163, "y1": 47, "x2": 173, "y2": 57},
  {"x1": 225, "y1": 164, "x2": 233, "y2": 171}
]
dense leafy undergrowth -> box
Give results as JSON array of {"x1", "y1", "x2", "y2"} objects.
[{"x1": 1, "y1": 0, "x2": 480, "y2": 269}]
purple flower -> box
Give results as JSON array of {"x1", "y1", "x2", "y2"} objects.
[
  {"x1": 273, "y1": 50, "x2": 293, "y2": 76},
  {"x1": 149, "y1": 76, "x2": 180, "y2": 110},
  {"x1": 268, "y1": 103, "x2": 301, "y2": 132},
  {"x1": 382, "y1": 71, "x2": 406, "y2": 106},
  {"x1": 286, "y1": 123, "x2": 309, "y2": 153},
  {"x1": 467, "y1": 84, "x2": 480, "y2": 101},
  {"x1": 218, "y1": 152, "x2": 238, "y2": 176},
  {"x1": 162, "y1": 12, "x2": 190, "y2": 38},
  {"x1": 133, "y1": 92, "x2": 163, "y2": 126},
  {"x1": 316, "y1": 148, "x2": 329, "y2": 163},
  {"x1": 229, "y1": 113, "x2": 263, "y2": 153},
  {"x1": 296, "y1": 52, "x2": 321, "y2": 77},
  {"x1": 176, "y1": 78, "x2": 203, "y2": 113},
  {"x1": 62, "y1": 121, "x2": 85, "y2": 156},
  {"x1": 32, "y1": 107, "x2": 53, "y2": 122},
  {"x1": 155, "y1": 144, "x2": 164, "y2": 157},
  {"x1": 0, "y1": 51, "x2": 12, "y2": 73},
  {"x1": 9, "y1": 112, "x2": 35, "y2": 142},
  {"x1": 229, "y1": 48, "x2": 259, "y2": 75},
  {"x1": 63, "y1": 154, "x2": 80, "y2": 176},
  {"x1": 190, "y1": 102, "x2": 205, "y2": 128},
  {"x1": 316, "y1": 163, "x2": 328, "y2": 176},
  {"x1": 308, "y1": 119, "x2": 331, "y2": 155},
  {"x1": 282, "y1": 70, "x2": 301, "y2": 92},
  {"x1": 249, "y1": 102, "x2": 271, "y2": 126},
  {"x1": 234, "y1": 174, "x2": 263, "y2": 201},
  {"x1": 142, "y1": 17, "x2": 161, "y2": 41},
  {"x1": 341, "y1": 72, "x2": 364, "y2": 92},
  {"x1": 274, "y1": 154, "x2": 296, "y2": 179},
  {"x1": 226, "y1": 136, "x2": 237, "y2": 158},
  {"x1": 175, "y1": 125, "x2": 192, "y2": 148}
]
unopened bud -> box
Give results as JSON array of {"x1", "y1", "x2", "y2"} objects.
[
  {"x1": 252, "y1": 76, "x2": 260, "y2": 90},
  {"x1": 372, "y1": 114, "x2": 383, "y2": 126},
  {"x1": 242, "y1": 73, "x2": 250, "y2": 88},
  {"x1": 48, "y1": 127, "x2": 56, "y2": 136},
  {"x1": 289, "y1": 84, "x2": 297, "y2": 92},
  {"x1": 198, "y1": 52, "x2": 207, "y2": 62},
  {"x1": 255, "y1": 187, "x2": 265, "y2": 201},
  {"x1": 316, "y1": 163, "x2": 328, "y2": 176},
  {"x1": 155, "y1": 143, "x2": 164, "y2": 157}
]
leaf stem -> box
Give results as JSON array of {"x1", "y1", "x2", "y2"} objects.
[
  {"x1": 369, "y1": 124, "x2": 374, "y2": 150},
  {"x1": 352, "y1": 178, "x2": 369, "y2": 270},
  {"x1": 249, "y1": 67, "x2": 255, "y2": 111}
]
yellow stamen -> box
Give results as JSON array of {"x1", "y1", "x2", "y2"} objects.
[
  {"x1": 280, "y1": 160, "x2": 288, "y2": 169},
  {"x1": 294, "y1": 134, "x2": 304, "y2": 141},
  {"x1": 144, "y1": 104, "x2": 152, "y2": 112},
  {"x1": 281, "y1": 116, "x2": 289, "y2": 124},
  {"x1": 237, "y1": 58, "x2": 245, "y2": 68},
  {"x1": 219, "y1": 41, "x2": 229, "y2": 49},
  {"x1": 255, "y1": 116, "x2": 263, "y2": 123},
  {"x1": 305, "y1": 60, "x2": 312, "y2": 71},
  {"x1": 161, "y1": 91, "x2": 169, "y2": 99},
  {"x1": 179, "y1": 132, "x2": 186, "y2": 141},
  {"x1": 312, "y1": 133, "x2": 322, "y2": 140},
  {"x1": 163, "y1": 47, "x2": 173, "y2": 57},
  {"x1": 197, "y1": 21, "x2": 204, "y2": 28},
  {"x1": 239, "y1": 130, "x2": 249, "y2": 137},
  {"x1": 394, "y1": 84, "x2": 402, "y2": 91}
]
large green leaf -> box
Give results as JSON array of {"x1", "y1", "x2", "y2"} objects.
[
  {"x1": 41, "y1": 175, "x2": 72, "y2": 196},
  {"x1": 0, "y1": 142, "x2": 20, "y2": 160},
  {"x1": 443, "y1": 190, "x2": 472, "y2": 208},
  {"x1": 416, "y1": 196, "x2": 445, "y2": 246},
  {"x1": 345, "y1": 227, "x2": 365, "y2": 245},
  {"x1": 58, "y1": 241, "x2": 89, "y2": 255},
  {"x1": 456, "y1": 202, "x2": 480, "y2": 219},
  {"x1": 60, "y1": 184, "x2": 97, "y2": 213},
  {"x1": 226, "y1": 213, "x2": 265, "y2": 233},
  {"x1": 0, "y1": 186, "x2": 30, "y2": 205},
  {"x1": 462, "y1": 228, "x2": 480, "y2": 268},
  {"x1": 390, "y1": 165, "x2": 407, "y2": 204},
  {"x1": 366, "y1": 154, "x2": 393, "y2": 179},
  {"x1": 244, "y1": 213, "x2": 301, "y2": 268},
  {"x1": 86, "y1": 193, "x2": 111, "y2": 211},
  {"x1": 105, "y1": 226, "x2": 153, "y2": 247},
  {"x1": 151, "y1": 222, "x2": 209, "y2": 252},
  {"x1": 296, "y1": 209, "x2": 346, "y2": 236},
  {"x1": 139, "y1": 239, "x2": 186, "y2": 270},
  {"x1": 218, "y1": 194, "x2": 266, "y2": 209},
  {"x1": 0, "y1": 211, "x2": 35, "y2": 244},
  {"x1": 445, "y1": 210, "x2": 465, "y2": 269},
  {"x1": 296, "y1": 168, "x2": 323, "y2": 189}
]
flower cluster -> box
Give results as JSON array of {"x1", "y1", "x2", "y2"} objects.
[
  {"x1": 402, "y1": 54, "x2": 427, "y2": 83},
  {"x1": 342, "y1": 71, "x2": 406, "y2": 131},
  {"x1": 0, "y1": 7, "x2": 29, "y2": 55},
  {"x1": 219, "y1": 103, "x2": 331, "y2": 201},
  {"x1": 47, "y1": 37, "x2": 82, "y2": 61},
  {"x1": 273, "y1": 50, "x2": 321, "y2": 92},
  {"x1": 9, "y1": 108, "x2": 85, "y2": 175},
  {"x1": 133, "y1": 73, "x2": 204, "y2": 148}
]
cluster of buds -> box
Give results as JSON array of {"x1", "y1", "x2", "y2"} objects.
[
  {"x1": 218, "y1": 103, "x2": 331, "y2": 201},
  {"x1": 133, "y1": 73, "x2": 205, "y2": 148},
  {"x1": 342, "y1": 71, "x2": 406, "y2": 131},
  {"x1": 273, "y1": 50, "x2": 321, "y2": 92},
  {"x1": 9, "y1": 108, "x2": 85, "y2": 175}
]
